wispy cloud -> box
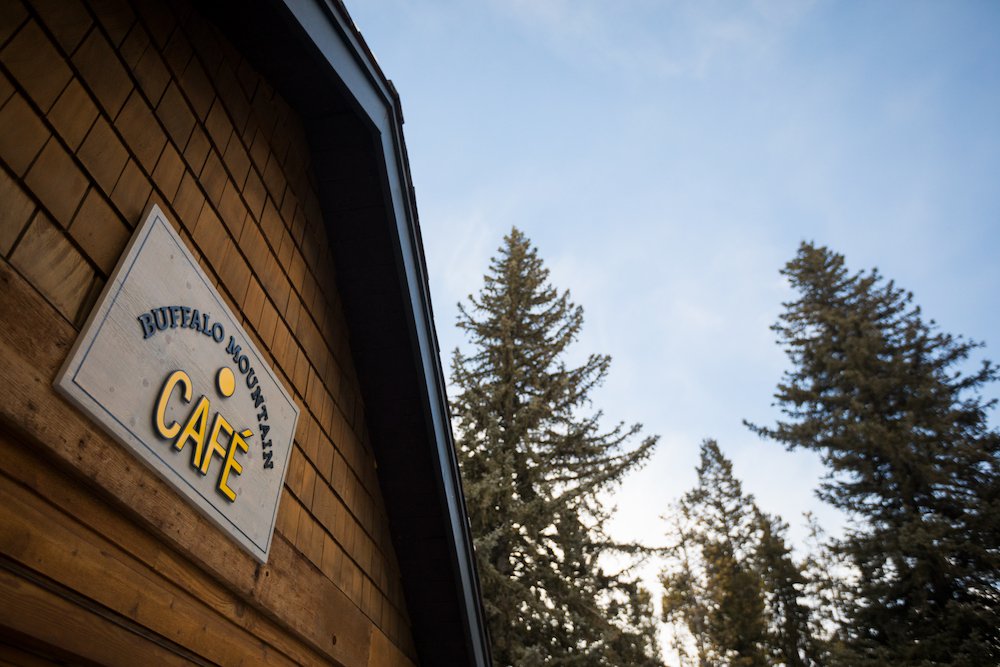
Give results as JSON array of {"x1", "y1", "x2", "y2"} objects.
[
  {"x1": 490, "y1": 0, "x2": 817, "y2": 80},
  {"x1": 353, "y1": 0, "x2": 1000, "y2": 571}
]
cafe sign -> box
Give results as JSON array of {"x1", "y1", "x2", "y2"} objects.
[{"x1": 56, "y1": 205, "x2": 299, "y2": 562}]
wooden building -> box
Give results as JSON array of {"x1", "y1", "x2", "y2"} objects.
[{"x1": 0, "y1": 0, "x2": 490, "y2": 664}]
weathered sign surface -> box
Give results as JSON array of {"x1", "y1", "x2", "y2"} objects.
[{"x1": 55, "y1": 204, "x2": 299, "y2": 562}]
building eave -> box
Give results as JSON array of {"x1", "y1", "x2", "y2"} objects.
[{"x1": 200, "y1": 1, "x2": 491, "y2": 664}]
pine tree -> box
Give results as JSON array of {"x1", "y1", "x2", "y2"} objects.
[
  {"x1": 687, "y1": 441, "x2": 768, "y2": 667},
  {"x1": 798, "y1": 513, "x2": 853, "y2": 665},
  {"x1": 662, "y1": 505, "x2": 712, "y2": 667},
  {"x1": 661, "y1": 440, "x2": 818, "y2": 666},
  {"x1": 754, "y1": 511, "x2": 820, "y2": 667},
  {"x1": 451, "y1": 228, "x2": 660, "y2": 666},
  {"x1": 749, "y1": 242, "x2": 1000, "y2": 665}
]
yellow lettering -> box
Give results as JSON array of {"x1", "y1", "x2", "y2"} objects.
[
  {"x1": 151, "y1": 369, "x2": 254, "y2": 502},
  {"x1": 201, "y1": 412, "x2": 233, "y2": 477},
  {"x1": 175, "y1": 396, "x2": 211, "y2": 468},
  {"x1": 154, "y1": 371, "x2": 192, "y2": 439},
  {"x1": 219, "y1": 428, "x2": 252, "y2": 502}
]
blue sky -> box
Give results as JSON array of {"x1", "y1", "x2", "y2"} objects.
[{"x1": 347, "y1": 0, "x2": 1000, "y2": 572}]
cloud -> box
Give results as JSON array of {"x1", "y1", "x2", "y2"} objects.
[
  {"x1": 490, "y1": 0, "x2": 817, "y2": 80},
  {"x1": 353, "y1": 2, "x2": 1000, "y2": 659},
  {"x1": 424, "y1": 207, "x2": 495, "y2": 308}
]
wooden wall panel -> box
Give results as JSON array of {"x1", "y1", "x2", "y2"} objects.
[{"x1": 0, "y1": 0, "x2": 417, "y2": 663}]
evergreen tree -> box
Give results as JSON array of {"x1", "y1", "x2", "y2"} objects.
[
  {"x1": 749, "y1": 242, "x2": 1000, "y2": 665},
  {"x1": 798, "y1": 513, "x2": 853, "y2": 665},
  {"x1": 661, "y1": 440, "x2": 818, "y2": 666},
  {"x1": 662, "y1": 504, "x2": 712, "y2": 667},
  {"x1": 451, "y1": 228, "x2": 660, "y2": 666},
  {"x1": 754, "y1": 511, "x2": 820, "y2": 667}
]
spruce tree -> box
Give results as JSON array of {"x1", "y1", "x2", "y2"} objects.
[
  {"x1": 754, "y1": 511, "x2": 820, "y2": 667},
  {"x1": 451, "y1": 228, "x2": 660, "y2": 666},
  {"x1": 661, "y1": 440, "x2": 818, "y2": 667},
  {"x1": 798, "y1": 513, "x2": 853, "y2": 664},
  {"x1": 749, "y1": 242, "x2": 1000, "y2": 665},
  {"x1": 661, "y1": 505, "x2": 712, "y2": 667}
]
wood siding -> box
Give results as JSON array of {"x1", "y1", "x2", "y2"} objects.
[{"x1": 0, "y1": 1, "x2": 417, "y2": 664}]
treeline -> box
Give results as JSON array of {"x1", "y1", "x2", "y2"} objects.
[{"x1": 450, "y1": 230, "x2": 1000, "y2": 666}]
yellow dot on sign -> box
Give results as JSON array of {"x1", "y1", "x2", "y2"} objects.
[{"x1": 217, "y1": 367, "x2": 236, "y2": 398}]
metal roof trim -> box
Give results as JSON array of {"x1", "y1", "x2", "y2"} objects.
[{"x1": 274, "y1": 2, "x2": 491, "y2": 664}]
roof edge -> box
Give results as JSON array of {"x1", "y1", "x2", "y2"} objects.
[{"x1": 275, "y1": 2, "x2": 491, "y2": 664}]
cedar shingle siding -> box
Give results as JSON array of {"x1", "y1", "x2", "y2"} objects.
[{"x1": 0, "y1": 1, "x2": 417, "y2": 663}]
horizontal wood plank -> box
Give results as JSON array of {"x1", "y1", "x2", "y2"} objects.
[
  {"x1": 0, "y1": 259, "x2": 375, "y2": 665},
  {"x1": 0, "y1": 460, "x2": 296, "y2": 666},
  {"x1": 0, "y1": 567, "x2": 191, "y2": 667}
]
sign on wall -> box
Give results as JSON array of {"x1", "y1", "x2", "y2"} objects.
[{"x1": 55, "y1": 204, "x2": 299, "y2": 562}]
